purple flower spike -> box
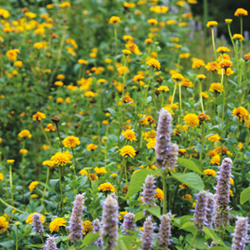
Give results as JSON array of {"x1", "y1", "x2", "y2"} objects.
[
  {"x1": 141, "y1": 175, "x2": 156, "y2": 207},
  {"x1": 122, "y1": 212, "x2": 136, "y2": 235},
  {"x1": 194, "y1": 191, "x2": 208, "y2": 231},
  {"x1": 158, "y1": 212, "x2": 172, "y2": 249},
  {"x1": 141, "y1": 216, "x2": 154, "y2": 250},
  {"x1": 206, "y1": 192, "x2": 216, "y2": 229},
  {"x1": 68, "y1": 193, "x2": 85, "y2": 242},
  {"x1": 232, "y1": 216, "x2": 249, "y2": 250},
  {"x1": 32, "y1": 213, "x2": 44, "y2": 234},
  {"x1": 214, "y1": 158, "x2": 232, "y2": 228},
  {"x1": 91, "y1": 219, "x2": 104, "y2": 248},
  {"x1": 43, "y1": 235, "x2": 58, "y2": 250},
  {"x1": 101, "y1": 195, "x2": 119, "y2": 250}
]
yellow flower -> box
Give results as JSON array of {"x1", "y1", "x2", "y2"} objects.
[
  {"x1": 146, "y1": 58, "x2": 161, "y2": 70},
  {"x1": 207, "y1": 21, "x2": 218, "y2": 27},
  {"x1": 157, "y1": 86, "x2": 169, "y2": 92},
  {"x1": 32, "y1": 111, "x2": 46, "y2": 121},
  {"x1": 122, "y1": 130, "x2": 137, "y2": 141},
  {"x1": 232, "y1": 106, "x2": 249, "y2": 122},
  {"x1": 6, "y1": 49, "x2": 18, "y2": 61},
  {"x1": 119, "y1": 211, "x2": 128, "y2": 220},
  {"x1": 85, "y1": 91, "x2": 98, "y2": 97},
  {"x1": 82, "y1": 220, "x2": 93, "y2": 235},
  {"x1": 29, "y1": 181, "x2": 39, "y2": 192},
  {"x1": 147, "y1": 18, "x2": 158, "y2": 25},
  {"x1": 42, "y1": 160, "x2": 55, "y2": 168},
  {"x1": 230, "y1": 177, "x2": 234, "y2": 186},
  {"x1": 237, "y1": 142, "x2": 243, "y2": 150},
  {"x1": 98, "y1": 183, "x2": 116, "y2": 192},
  {"x1": 94, "y1": 167, "x2": 107, "y2": 175},
  {"x1": 0, "y1": 216, "x2": 8, "y2": 233},
  {"x1": 79, "y1": 169, "x2": 88, "y2": 176},
  {"x1": 143, "y1": 130, "x2": 157, "y2": 141},
  {"x1": 210, "y1": 155, "x2": 221, "y2": 165},
  {"x1": 0, "y1": 173, "x2": 4, "y2": 180},
  {"x1": 181, "y1": 78, "x2": 193, "y2": 88},
  {"x1": 203, "y1": 169, "x2": 216, "y2": 177},
  {"x1": 180, "y1": 53, "x2": 190, "y2": 59},
  {"x1": 166, "y1": 20, "x2": 177, "y2": 25},
  {"x1": 14, "y1": 61, "x2": 23, "y2": 67},
  {"x1": 232, "y1": 34, "x2": 244, "y2": 41},
  {"x1": 18, "y1": 129, "x2": 32, "y2": 139},
  {"x1": 30, "y1": 194, "x2": 38, "y2": 198},
  {"x1": 207, "y1": 134, "x2": 220, "y2": 142},
  {"x1": 111, "y1": 173, "x2": 118, "y2": 178},
  {"x1": 183, "y1": 113, "x2": 199, "y2": 128},
  {"x1": 230, "y1": 189, "x2": 234, "y2": 197},
  {"x1": 122, "y1": 49, "x2": 132, "y2": 55},
  {"x1": 59, "y1": 2, "x2": 71, "y2": 7},
  {"x1": 26, "y1": 213, "x2": 46, "y2": 224},
  {"x1": 171, "y1": 73, "x2": 184, "y2": 81},
  {"x1": 197, "y1": 74, "x2": 206, "y2": 80},
  {"x1": 183, "y1": 194, "x2": 192, "y2": 200},
  {"x1": 179, "y1": 148, "x2": 187, "y2": 155},
  {"x1": 205, "y1": 61, "x2": 218, "y2": 72},
  {"x1": 209, "y1": 82, "x2": 223, "y2": 93},
  {"x1": 45, "y1": 123, "x2": 56, "y2": 132},
  {"x1": 7, "y1": 159, "x2": 15, "y2": 164},
  {"x1": 154, "y1": 188, "x2": 163, "y2": 201},
  {"x1": 216, "y1": 47, "x2": 230, "y2": 53},
  {"x1": 192, "y1": 58, "x2": 205, "y2": 69},
  {"x1": 145, "y1": 38, "x2": 153, "y2": 44},
  {"x1": 201, "y1": 92, "x2": 209, "y2": 98},
  {"x1": 51, "y1": 151, "x2": 72, "y2": 166},
  {"x1": 50, "y1": 218, "x2": 66, "y2": 233},
  {"x1": 225, "y1": 19, "x2": 232, "y2": 24},
  {"x1": 78, "y1": 59, "x2": 88, "y2": 65},
  {"x1": 57, "y1": 74, "x2": 65, "y2": 80},
  {"x1": 119, "y1": 145, "x2": 136, "y2": 158},
  {"x1": 109, "y1": 16, "x2": 121, "y2": 24},
  {"x1": 234, "y1": 8, "x2": 248, "y2": 16},
  {"x1": 179, "y1": 183, "x2": 188, "y2": 189},
  {"x1": 219, "y1": 59, "x2": 233, "y2": 69},
  {"x1": 54, "y1": 81, "x2": 63, "y2": 86},
  {"x1": 87, "y1": 143, "x2": 98, "y2": 151},
  {"x1": 62, "y1": 136, "x2": 80, "y2": 148},
  {"x1": 146, "y1": 138, "x2": 156, "y2": 149}
]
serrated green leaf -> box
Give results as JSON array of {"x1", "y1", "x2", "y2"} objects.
[
  {"x1": 240, "y1": 187, "x2": 250, "y2": 204},
  {"x1": 179, "y1": 222, "x2": 196, "y2": 233},
  {"x1": 134, "y1": 212, "x2": 144, "y2": 222},
  {"x1": 203, "y1": 226, "x2": 225, "y2": 246},
  {"x1": 143, "y1": 205, "x2": 161, "y2": 218},
  {"x1": 178, "y1": 158, "x2": 202, "y2": 174},
  {"x1": 78, "y1": 233, "x2": 100, "y2": 248}
]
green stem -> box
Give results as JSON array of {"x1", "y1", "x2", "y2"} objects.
[
  {"x1": 114, "y1": 24, "x2": 118, "y2": 58},
  {"x1": 56, "y1": 123, "x2": 63, "y2": 152},
  {"x1": 211, "y1": 28, "x2": 217, "y2": 61},
  {"x1": 41, "y1": 167, "x2": 49, "y2": 207},
  {"x1": 104, "y1": 124, "x2": 109, "y2": 168},
  {"x1": 58, "y1": 166, "x2": 63, "y2": 211},
  {"x1": 16, "y1": 226, "x2": 18, "y2": 250},
  {"x1": 0, "y1": 198, "x2": 24, "y2": 213},
  {"x1": 200, "y1": 122, "x2": 205, "y2": 169},
  {"x1": 188, "y1": 228, "x2": 198, "y2": 250},
  {"x1": 122, "y1": 56, "x2": 127, "y2": 98},
  {"x1": 178, "y1": 81, "x2": 182, "y2": 123},
  {"x1": 240, "y1": 17, "x2": 243, "y2": 58},
  {"x1": 162, "y1": 170, "x2": 167, "y2": 214},
  {"x1": 221, "y1": 76, "x2": 226, "y2": 130},
  {"x1": 199, "y1": 80, "x2": 204, "y2": 113},
  {"x1": 9, "y1": 164, "x2": 13, "y2": 204},
  {"x1": 170, "y1": 81, "x2": 178, "y2": 110},
  {"x1": 141, "y1": 68, "x2": 153, "y2": 113},
  {"x1": 203, "y1": 0, "x2": 208, "y2": 43},
  {"x1": 40, "y1": 124, "x2": 54, "y2": 151},
  {"x1": 228, "y1": 24, "x2": 235, "y2": 51}
]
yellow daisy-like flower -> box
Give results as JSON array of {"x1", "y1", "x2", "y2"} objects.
[
  {"x1": 7, "y1": 159, "x2": 15, "y2": 164},
  {"x1": 98, "y1": 183, "x2": 116, "y2": 192},
  {"x1": 216, "y1": 47, "x2": 230, "y2": 53},
  {"x1": 145, "y1": 38, "x2": 153, "y2": 44},
  {"x1": 62, "y1": 136, "x2": 80, "y2": 148},
  {"x1": 205, "y1": 61, "x2": 218, "y2": 72},
  {"x1": 192, "y1": 58, "x2": 205, "y2": 69},
  {"x1": 206, "y1": 21, "x2": 218, "y2": 28},
  {"x1": 234, "y1": 8, "x2": 248, "y2": 16},
  {"x1": 203, "y1": 169, "x2": 216, "y2": 177},
  {"x1": 78, "y1": 59, "x2": 88, "y2": 65},
  {"x1": 122, "y1": 130, "x2": 137, "y2": 141},
  {"x1": 119, "y1": 145, "x2": 136, "y2": 158},
  {"x1": 44, "y1": 123, "x2": 56, "y2": 132},
  {"x1": 179, "y1": 183, "x2": 188, "y2": 189},
  {"x1": 148, "y1": 18, "x2": 158, "y2": 25},
  {"x1": 79, "y1": 169, "x2": 88, "y2": 176},
  {"x1": 109, "y1": 16, "x2": 121, "y2": 24},
  {"x1": 30, "y1": 194, "x2": 38, "y2": 198},
  {"x1": 87, "y1": 143, "x2": 98, "y2": 151},
  {"x1": 157, "y1": 86, "x2": 169, "y2": 92},
  {"x1": 122, "y1": 49, "x2": 132, "y2": 55},
  {"x1": 183, "y1": 194, "x2": 192, "y2": 200},
  {"x1": 197, "y1": 74, "x2": 206, "y2": 80},
  {"x1": 154, "y1": 188, "x2": 163, "y2": 201},
  {"x1": 209, "y1": 82, "x2": 223, "y2": 93},
  {"x1": 110, "y1": 173, "x2": 118, "y2": 178},
  {"x1": 0, "y1": 173, "x2": 4, "y2": 180},
  {"x1": 29, "y1": 181, "x2": 39, "y2": 192},
  {"x1": 219, "y1": 59, "x2": 233, "y2": 69},
  {"x1": 51, "y1": 151, "x2": 72, "y2": 166},
  {"x1": 42, "y1": 160, "x2": 55, "y2": 168},
  {"x1": 201, "y1": 92, "x2": 209, "y2": 99},
  {"x1": 181, "y1": 78, "x2": 193, "y2": 88},
  {"x1": 183, "y1": 113, "x2": 199, "y2": 128},
  {"x1": 232, "y1": 106, "x2": 249, "y2": 122},
  {"x1": 94, "y1": 167, "x2": 107, "y2": 175},
  {"x1": 232, "y1": 34, "x2": 244, "y2": 41},
  {"x1": 0, "y1": 216, "x2": 8, "y2": 233},
  {"x1": 26, "y1": 213, "x2": 46, "y2": 224},
  {"x1": 32, "y1": 111, "x2": 46, "y2": 121},
  {"x1": 146, "y1": 58, "x2": 161, "y2": 70},
  {"x1": 119, "y1": 211, "x2": 128, "y2": 220},
  {"x1": 207, "y1": 134, "x2": 220, "y2": 142},
  {"x1": 18, "y1": 129, "x2": 32, "y2": 139},
  {"x1": 210, "y1": 155, "x2": 221, "y2": 165},
  {"x1": 50, "y1": 217, "x2": 67, "y2": 233},
  {"x1": 82, "y1": 220, "x2": 93, "y2": 235},
  {"x1": 225, "y1": 19, "x2": 233, "y2": 24},
  {"x1": 146, "y1": 138, "x2": 156, "y2": 149}
]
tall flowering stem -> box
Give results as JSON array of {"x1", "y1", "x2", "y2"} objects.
[
  {"x1": 32, "y1": 213, "x2": 44, "y2": 235},
  {"x1": 141, "y1": 216, "x2": 154, "y2": 250},
  {"x1": 68, "y1": 193, "x2": 85, "y2": 242},
  {"x1": 170, "y1": 81, "x2": 178, "y2": 110},
  {"x1": 43, "y1": 235, "x2": 59, "y2": 250},
  {"x1": 122, "y1": 55, "x2": 127, "y2": 98},
  {"x1": 158, "y1": 212, "x2": 172, "y2": 249},
  {"x1": 211, "y1": 27, "x2": 217, "y2": 61},
  {"x1": 141, "y1": 174, "x2": 156, "y2": 207},
  {"x1": 240, "y1": 17, "x2": 243, "y2": 58},
  {"x1": 198, "y1": 80, "x2": 204, "y2": 113},
  {"x1": 101, "y1": 195, "x2": 118, "y2": 250},
  {"x1": 113, "y1": 24, "x2": 118, "y2": 58},
  {"x1": 194, "y1": 191, "x2": 208, "y2": 231},
  {"x1": 122, "y1": 212, "x2": 136, "y2": 235}
]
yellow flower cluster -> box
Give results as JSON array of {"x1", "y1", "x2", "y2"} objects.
[
  {"x1": 51, "y1": 151, "x2": 72, "y2": 166},
  {"x1": 98, "y1": 183, "x2": 116, "y2": 192},
  {"x1": 62, "y1": 136, "x2": 80, "y2": 148}
]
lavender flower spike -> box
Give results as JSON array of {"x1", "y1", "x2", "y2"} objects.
[
  {"x1": 194, "y1": 191, "x2": 208, "y2": 231},
  {"x1": 32, "y1": 213, "x2": 44, "y2": 234},
  {"x1": 91, "y1": 219, "x2": 104, "y2": 248},
  {"x1": 158, "y1": 212, "x2": 172, "y2": 249},
  {"x1": 101, "y1": 195, "x2": 119, "y2": 250},
  {"x1": 206, "y1": 192, "x2": 216, "y2": 229},
  {"x1": 155, "y1": 108, "x2": 172, "y2": 169},
  {"x1": 232, "y1": 216, "x2": 249, "y2": 250},
  {"x1": 122, "y1": 212, "x2": 136, "y2": 235},
  {"x1": 43, "y1": 235, "x2": 58, "y2": 250},
  {"x1": 141, "y1": 216, "x2": 154, "y2": 250},
  {"x1": 141, "y1": 175, "x2": 156, "y2": 206},
  {"x1": 166, "y1": 143, "x2": 179, "y2": 170},
  {"x1": 214, "y1": 157, "x2": 232, "y2": 228},
  {"x1": 68, "y1": 193, "x2": 86, "y2": 242}
]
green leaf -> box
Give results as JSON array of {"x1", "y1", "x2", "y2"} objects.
[
  {"x1": 186, "y1": 234, "x2": 208, "y2": 249},
  {"x1": 119, "y1": 236, "x2": 137, "y2": 250},
  {"x1": 177, "y1": 158, "x2": 202, "y2": 174},
  {"x1": 25, "y1": 244, "x2": 44, "y2": 248},
  {"x1": 126, "y1": 169, "x2": 154, "y2": 198},
  {"x1": 143, "y1": 205, "x2": 161, "y2": 218},
  {"x1": 78, "y1": 233, "x2": 100, "y2": 248},
  {"x1": 210, "y1": 247, "x2": 231, "y2": 250},
  {"x1": 170, "y1": 171, "x2": 204, "y2": 191},
  {"x1": 240, "y1": 187, "x2": 250, "y2": 204},
  {"x1": 214, "y1": 94, "x2": 224, "y2": 105},
  {"x1": 179, "y1": 222, "x2": 196, "y2": 233},
  {"x1": 106, "y1": 108, "x2": 116, "y2": 116},
  {"x1": 203, "y1": 226, "x2": 225, "y2": 246},
  {"x1": 82, "y1": 246, "x2": 100, "y2": 250},
  {"x1": 134, "y1": 212, "x2": 144, "y2": 222}
]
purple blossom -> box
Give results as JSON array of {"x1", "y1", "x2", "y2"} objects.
[
  {"x1": 206, "y1": 192, "x2": 216, "y2": 229},
  {"x1": 32, "y1": 213, "x2": 44, "y2": 234},
  {"x1": 42, "y1": 235, "x2": 58, "y2": 250},
  {"x1": 91, "y1": 219, "x2": 104, "y2": 248},
  {"x1": 194, "y1": 191, "x2": 208, "y2": 231},
  {"x1": 214, "y1": 158, "x2": 232, "y2": 228},
  {"x1": 122, "y1": 212, "x2": 136, "y2": 235},
  {"x1": 141, "y1": 175, "x2": 156, "y2": 206},
  {"x1": 232, "y1": 216, "x2": 249, "y2": 250},
  {"x1": 101, "y1": 195, "x2": 118, "y2": 250},
  {"x1": 158, "y1": 212, "x2": 172, "y2": 249},
  {"x1": 141, "y1": 216, "x2": 154, "y2": 250},
  {"x1": 68, "y1": 193, "x2": 85, "y2": 242}
]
